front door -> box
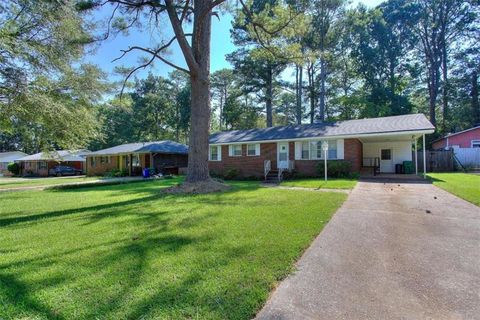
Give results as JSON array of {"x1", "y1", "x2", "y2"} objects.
[
  {"x1": 379, "y1": 148, "x2": 393, "y2": 173},
  {"x1": 277, "y1": 142, "x2": 289, "y2": 169}
]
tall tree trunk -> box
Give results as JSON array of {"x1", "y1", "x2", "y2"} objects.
[
  {"x1": 472, "y1": 70, "x2": 480, "y2": 126},
  {"x1": 319, "y1": 57, "x2": 326, "y2": 121},
  {"x1": 295, "y1": 64, "x2": 303, "y2": 124},
  {"x1": 441, "y1": 41, "x2": 449, "y2": 132},
  {"x1": 185, "y1": 1, "x2": 212, "y2": 183},
  {"x1": 308, "y1": 62, "x2": 315, "y2": 124},
  {"x1": 266, "y1": 64, "x2": 273, "y2": 127}
]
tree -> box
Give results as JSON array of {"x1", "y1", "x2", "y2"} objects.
[
  {"x1": 211, "y1": 69, "x2": 236, "y2": 130},
  {"x1": 0, "y1": 0, "x2": 106, "y2": 152}
]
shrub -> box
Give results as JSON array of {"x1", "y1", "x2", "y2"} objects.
[
  {"x1": 104, "y1": 168, "x2": 128, "y2": 178},
  {"x1": 7, "y1": 162, "x2": 19, "y2": 175},
  {"x1": 224, "y1": 168, "x2": 240, "y2": 180},
  {"x1": 316, "y1": 160, "x2": 352, "y2": 178}
]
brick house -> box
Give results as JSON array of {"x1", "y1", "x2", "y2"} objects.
[
  {"x1": 86, "y1": 141, "x2": 188, "y2": 176},
  {"x1": 16, "y1": 150, "x2": 88, "y2": 177},
  {"x1": 208, "y1": 114, "x2": 435, "y2": 179}
]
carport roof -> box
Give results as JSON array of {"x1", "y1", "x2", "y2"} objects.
[
  {"x1": 88, "y1": 141, "x2": 188, "y2": 156},
  {"x1": 209, "y1": 113, "x2": 435, "y2": 144},
  {"x1": 16, "y1": 150, "x2": 89, "y2": 162}
]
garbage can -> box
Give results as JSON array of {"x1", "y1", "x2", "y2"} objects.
[
  {"x1": 142, "y1": 168, "x2": 150, "y2": 178},
  {"x1": 403, "y1": 161, "x2": 413, "y2": 174},
  {"x1": 395, "y1": 164, "x2": 403, "y2": 174}
]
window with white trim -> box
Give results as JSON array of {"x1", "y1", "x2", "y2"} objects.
[
  {"x1": 38, "y1": 161, "x2": 47, "y2": 170},
  {"x1": 247, "y1": 144, "x2": 260, "y2": 156},
  {"x1": 132, "y1": 154, "x2": 140, "y2": 166},
  {"x1": 301, "y1": 142, "x2": 310, "y2": 159},
  {"x1": 472, "y1": 140, "x2": 480, "y2": 148},
  {"x1": 230, "y1": 144, "x2": 242, "y2": 157},
  {"x1": 209, "y1": 146, "x2": 220, "y2": 161},
  {"x1": 90, "y1": 157, "x2": 96, "y2": 167}
]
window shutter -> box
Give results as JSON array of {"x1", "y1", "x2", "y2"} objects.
[
  {"x1": 294, "y1": 141, "x2": 302, "y2": 160},
  {"x1": 337, "y1": 139, "x2": 344, "y2": 159},
  {"x1": 255, "y1": 144, "x2": 260, "y2": 156},
  {"x1": 217, "y1": 146, "x2": 222, "y2": 161}
]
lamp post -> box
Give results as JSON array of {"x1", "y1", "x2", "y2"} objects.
[{"x1": 322, "y1": 141, "x2": 329, "y2": 182}]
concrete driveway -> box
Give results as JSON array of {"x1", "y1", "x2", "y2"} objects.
[{"x1": 257, "y1": 180, "x2": 480, "y2": 320}]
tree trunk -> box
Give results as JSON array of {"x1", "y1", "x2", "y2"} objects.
[
  {"x1": 319, "y1": 57, "x2": 326, "y2": 121},
  {"x1": 441, "y1": 41, "x2": 449, "y2": 132},
  {"x1": 308, "y1": 62, "x2": 315, "y2": 124},
  {"x1": 185, "y1": 0, "x2": 212, "y2": 183},
  {"x1": 472, "y1": 70, "x2": 480, "y2": 126},
  {"x1": 295, "y1": 65, "x2": 303, "y2": 124},
  {"x1": 266, "y1": 64, "x2": 273, "y2": 127}
]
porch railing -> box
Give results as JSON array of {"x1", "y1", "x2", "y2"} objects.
[
  {"x1": 362, "y1": 157, "x2": 380, "y2": 176},
  {"x1": 278, "y1": 160, "x2": 295, "y2": 182},
  {"x1": 264, "y1": 160, "x2": 271, "y2": 180}
]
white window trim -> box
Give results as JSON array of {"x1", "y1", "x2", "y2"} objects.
[
  {"x1": 471, "y1": 140, "x2": 480, "y2": 148},
  {"x1": 229, "y1": 144, "x2": 243, "y2": 157},
  {"x1": 294, "y1": 139, "x2": 339, "y2": 160},
  {"x1": 247, "y1": 143, "x2": 260, "y2": 156},
  {"x1": 209, "y1": 145, "x2": 222, "y2": 161}
]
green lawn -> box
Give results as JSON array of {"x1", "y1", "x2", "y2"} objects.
[
  {"x1": 0, "y1": 178, "x2": 346, "y2": 319},
  {"x1": 427, "y1": 173, "x2": 480, "y2": 206},
  {"x1": 280, "y1": 178, "x2": 358, "y2": 189},
  {"x1": 0, "y1": 176, "x2": 101, "y2": 189}
]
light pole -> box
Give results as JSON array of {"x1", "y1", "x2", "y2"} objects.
[{"x1": 322, "y1": 141, "x2": 329, "y2": 182}]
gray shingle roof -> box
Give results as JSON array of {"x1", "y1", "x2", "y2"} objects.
[
  {"x1": 16, "y1": 150, "x2": 89, "y2": 162},
  {"x1": 209, "y1": 114, "x2": 435, "y2": 144},
  {"x1": 0, "y1": 151, "x2": 28, "y2": 163},
  {"x1": 88, "y1": 141, "x2": 188, "y2": 156}
]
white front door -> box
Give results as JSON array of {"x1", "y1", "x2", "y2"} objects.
[
  {"x1": 277, "y1": 142, "x2": 289, "y2": 169},
  {"x1": 379, "y1": 148, "x2": 393, "y2": 173}
]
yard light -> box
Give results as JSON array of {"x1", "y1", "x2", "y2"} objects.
[{"x1": 322, "y1": 141, "x2": 329, "y2": 182}]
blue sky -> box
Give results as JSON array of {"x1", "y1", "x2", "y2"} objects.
[{"x1": 85, "y1": 0, "x2": 384, "y2": 81}]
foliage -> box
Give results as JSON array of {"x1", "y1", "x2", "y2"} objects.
[
  {"x1": 104, "y1": 168, "x2": 128, "y2": 178},
  {"x1": 6, "y1": 162, "x2": 19, "y2": 175},
  {"x1": 316, "y1": 160, "x2": 353, "y2": 178}
]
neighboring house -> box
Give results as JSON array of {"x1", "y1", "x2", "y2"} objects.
[
  {"x1": 432, "y1": 126, "x2": 480, "y2": 169},
  {"x1": 208, "y1": 114, "x2": 435, "y2": 179},
  {"x1": 0, "y1": 151, "x2": 28, "y2": 176},
  {"x1": 16, "y1": 150, "x2": 89, "y2": 177},
  {"x1": 86, "y1": 141, "x2": 188, "y2": 176},
  {"x1": 432, "y1": 125, "x2": 480, "y2": 150}
]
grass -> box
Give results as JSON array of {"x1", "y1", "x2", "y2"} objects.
[
  {"x1": 427, "y1": 172, "x2": 480, "y2": 206},
  {"x1": 0, "y1": 177, "x2": 346, "y2": 319},
  {"x1": 0, "y1": 176, "x2": 101, "y2": 189},
  {"x1": 280, "y1": 177, "x2": 358, "y2": 189}
]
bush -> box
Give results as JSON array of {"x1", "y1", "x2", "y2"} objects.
[
  {"x1": 224, "y1": 168, "x2": 240, "y2": 180},
  {"x1": 316, "y1": 160, "x2": 352, "y2": 178},
  {"x1": 104, "y1": 168, "x2": 128, "y2": 178},
  {"x1": 7, "y1": 162, "x2": 19, "y2": 175}
]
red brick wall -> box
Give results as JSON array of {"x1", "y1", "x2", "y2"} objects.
[
  {"x1": 208, "y1": 138, "x2": 363, "y2": 178},
  {"x1": 86, "y1": 156, "x2": 119, "y2": 176}
]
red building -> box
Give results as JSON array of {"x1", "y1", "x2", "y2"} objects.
[{"x1": 432, "y1": 126, "x2": 480, "y2": 150}]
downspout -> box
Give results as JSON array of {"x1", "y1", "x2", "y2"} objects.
[{"x1": 423, "y1": 134, "x2": 427, "y2": 179}]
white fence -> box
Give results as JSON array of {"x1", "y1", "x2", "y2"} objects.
[{"x1": 454, "y1": 148, "x2": 480, "y2": 168}]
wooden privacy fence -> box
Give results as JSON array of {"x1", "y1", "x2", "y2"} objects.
[
  {"x1": 414, "y1": 150, "x2": 454, "y2": 172},
  {"x1": 454, "y1": 148, "x2": 480, "y2": 169}
]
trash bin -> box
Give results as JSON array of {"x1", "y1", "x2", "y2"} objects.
[
  {"x1": 395, "y1": 164, "x2": 403, "y2": 174},
  {"x1": 142, "y1": 168, "x2": 150, "y2": 178},
  {"x1": 403, "y1": 161, "x2": 413, "y2": 174}
]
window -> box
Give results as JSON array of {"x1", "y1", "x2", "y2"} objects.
[
  {"x1": 381, "y1": 149, "x2": 392, "y2": 160},
  {"x1": 132, "y1": 154, "x2": 140, "y2": 166},
  {"x1": 209, "y1": 146, "x2": 220, "y2": 161},
  {"x1": 229, "y1": 144, "x2": 242, "y2": 157},
  {"x1": 301, "y1": 142, "x2": 310, "y2": 159},
  {"x1": 247, "y1": 144, "x2": 260, "y2": 156},
  {"x1": 472, "y1": 140, "x2": 480, "y2": 148},
  {"x1": 90, "y1": 157, "x2": 96, "y2": 167},
  {"x1": 327, "y1": 141, "x2": 337, "y2": 159},
  {"x1": 100, "y1": 156, "x2": 105, "y2": 164},
  {"x1": 38, "y1": 161, "x2": 47, "y2": 170}
]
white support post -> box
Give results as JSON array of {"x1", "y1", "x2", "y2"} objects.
[
  {"x1": 422, "y1": 134, "x2": 426, "y2": 179},
  {"x1": 414, "y1": 137, "x2": 418, "y2": 175}
]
